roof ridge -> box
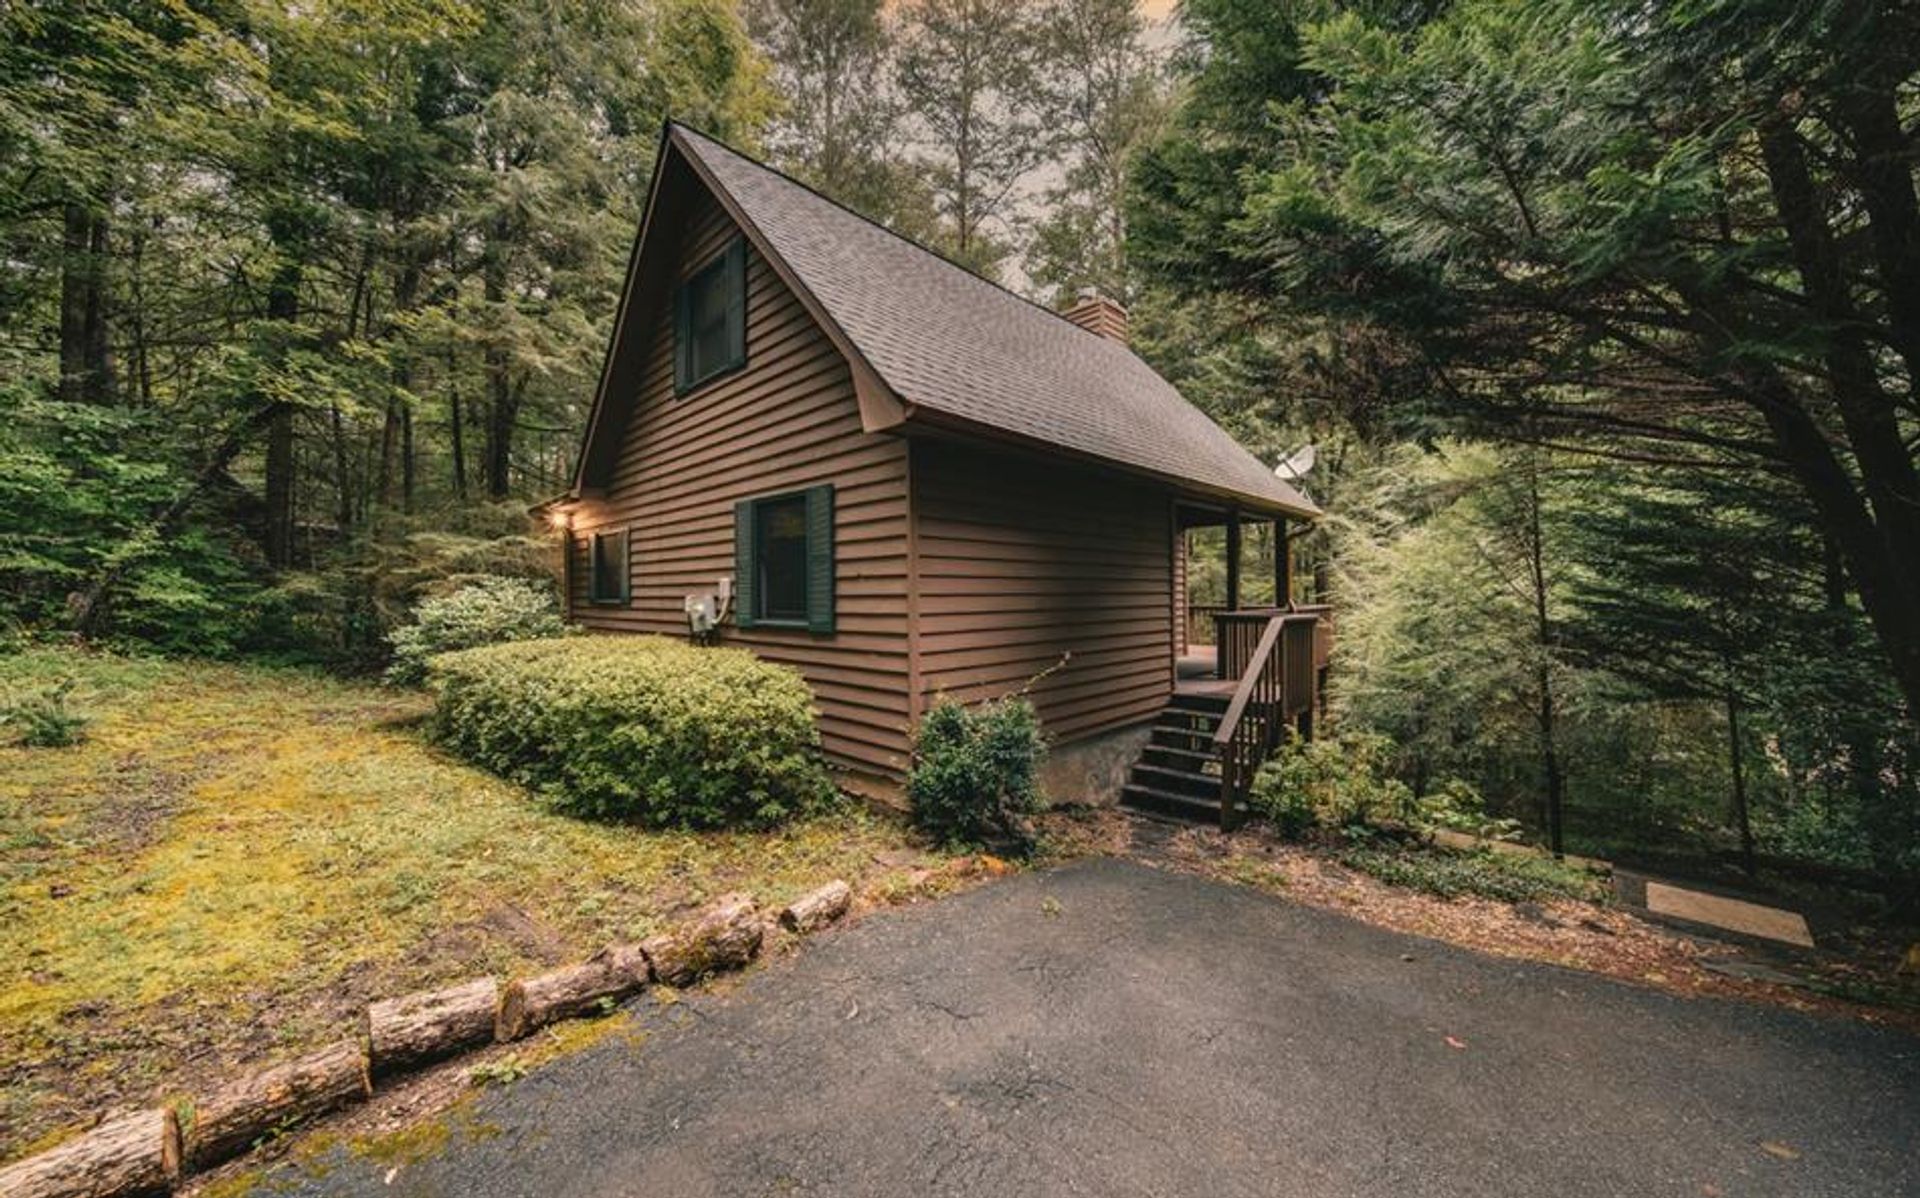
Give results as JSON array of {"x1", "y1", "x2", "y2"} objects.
[{"x1": 666, "y1": 121, "x2": 1131, "y2": 354}]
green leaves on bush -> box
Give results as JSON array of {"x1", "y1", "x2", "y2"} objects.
[
  {"x1": 426, "y1": 635, "x2": 832, "y2": 828},
  {"x1": 1, "y1": 679, "x2": 89, "y2": 747},
  {"x1": 386, "y1": 576, "x2": 567, "y2": 685},
  {"x1": 1249, "y1": 731, "x2": 1414, "y2": 840},
  {"x1": 909, "y1": 695, "x2": 1046, "y2": 853}
]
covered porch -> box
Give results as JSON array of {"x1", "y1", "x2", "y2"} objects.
[
  {"x1": 1172, "y1": 501, "x2": 1329, "y2": 699},
  {"x1": 1117, "y1": 501, "x2": 1333, "y2": 828}
]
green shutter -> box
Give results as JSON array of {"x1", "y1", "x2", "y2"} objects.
[
  {"x1": 733, "y1": 499, "x2": 757, "y2": 628},
  {"x1": 724, "y1": 237, "x2": 746, "y2": 371},
  {"x1": 805, "y1": 484, "x2": 835, "y2": 634},
  {"x1": 672, "y1": 277, "x2": 692, "y2": 393},
  {"x1": 616, "y1": 528, "x2": 631, "y2": 603}
]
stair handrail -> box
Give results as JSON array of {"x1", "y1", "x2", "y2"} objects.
[{"x1": 1212, "y1": 611, "x2": 1318, "y2": 830}]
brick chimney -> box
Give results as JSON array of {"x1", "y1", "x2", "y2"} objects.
[{"x1": 1061, "y1": 288, "x2": 1128, "y2": 343}]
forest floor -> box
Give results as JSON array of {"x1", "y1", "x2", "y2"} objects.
[
  {"x1": 0, "y1": 647, "x2": 966, "y2": 1164},
  {"x1": 1039, "y1": 807, "x2": 1920, "y2": 1036}
]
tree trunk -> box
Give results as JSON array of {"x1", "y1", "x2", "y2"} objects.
[
  {"x1": 261, "y1": 251, "x2": 301, "y2": 569},
  {"x1": 59, "y1": 202, "x2": 116, "y2": 405},
  {"x1": 448, "y1": 337, "x2": 469, "y2": 502},
  {"x1": 183, "y1": 1040, "x2": 370, "y2": 1170},
  {"x1": 365, "y1": 978, "x2": 500, "y2": 1074},
  {"x1": 1523, "y1": 459, "x2": 1565, "y2": 857},
  {"x1": 482, "y1": 227, "x2": 516, "y2": 499},
  {"x1": 779, "y1": 880, "x2": 852, "y2": 934},
  {"x1": 401, "y1": 401, "x2": 415, "y2": 513},
  {"x1": 1727, "y1": 689, "x2": 1755, "y2": 877},
  {"x1": 495, "y1": 956, "x2": 644, "y2": 1042},
  {"x1": 641, "y1": 894, "x2": 763, "y2": 986},
  {"x1": 0, "y1": 1108, "x2": 178, "y2": 1198}
]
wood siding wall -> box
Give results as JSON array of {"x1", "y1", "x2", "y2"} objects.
[
  {"x1": 1173, "y1": 530, "x2": 1187, "y2": 655},
  {"x1": 911, "y1": 438, "x2": 1174, "y2": 745},
  {"x1": 567, "y1": 189, "x2": 912, "y2": 778}
]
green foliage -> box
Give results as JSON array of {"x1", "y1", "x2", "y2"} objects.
[
  {"x1": 1249, "y1": 731, "x2": 1413, "y2": 839},
  {"x1": 908, "y1": 695, "x2": 1047, "y2": 852},
  {"x1": 386, "y1": 576, "x2": 566, "y2": 685},
  {"x1": 1416, "y1": 779, "x2": 1520, "y2": 842},
  {"x1": 427, "y1": 636, "x2": 833, "y2": 829},
  {"x1": 1336, "y1": 843, "x2": 1603, "y2": 904},
  {"x1": 0, "y1": 393, "x2": 265, "y2": 656},
  {"x1": 1, "y1": 678, "x2": 89, "y2": 748}
]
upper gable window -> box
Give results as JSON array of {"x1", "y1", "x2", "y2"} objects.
[{"x1": 674, "y1": 236, "x2": 747, "y2": 394}]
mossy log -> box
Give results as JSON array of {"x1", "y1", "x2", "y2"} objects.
[
  {"x1": 779, "y1": 880, "x2": 852, "y2": 934},
  {"x1": 496, "y1": 954, "x2": 644, "y2": 1042},
  {"x1": 183, "y1": 1039, "x2": 370, "y2": 1170},
  {"x1": 0, "y1": 1109, "x2": 178, "y2": 1198},
  {"x1": 366, "y1": 978, "x2": 500, "y2": 1074},
  {"x1": 642, "y1": 893, "x2": 763, "y2": 986}
]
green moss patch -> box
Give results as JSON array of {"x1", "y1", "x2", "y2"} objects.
[{"x1": 0, "y1": 647, "x2": 943, "y2": 1161}]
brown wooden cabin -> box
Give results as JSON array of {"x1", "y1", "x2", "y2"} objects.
[{"x1": 537, "y1": 123, "x2": 1330, "y2": 826}]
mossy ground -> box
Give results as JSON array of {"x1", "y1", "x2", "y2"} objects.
[{"x1": 0, "y1": 646, "x2": 947, "y2": 1160}]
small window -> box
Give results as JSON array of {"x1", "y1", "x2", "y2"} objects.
[
  {"x1": 674, "y1": 237, "x2": 746, "y2": 394},
  {"x1": 734, "y1": 486, "x2": 834, "y2": 633},
  {"x1": 757, "y1": 495, "x2": 809, "y2": 623},
  {"x1": 589, "y1": 528, "x2": 629, "y2": 605}
]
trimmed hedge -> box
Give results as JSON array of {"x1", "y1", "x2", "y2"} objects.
[{"x1": 427, "y1": 636, "x2": 833, "y2": 828}]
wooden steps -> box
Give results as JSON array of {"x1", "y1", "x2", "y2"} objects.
[{"x1": 1120, "y1": 693, "x2": 1229, "y2": 824}]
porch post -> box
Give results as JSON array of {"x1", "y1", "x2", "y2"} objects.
[
  {"x1": 1275, "y1": 518, "x2": 1292, "y2": 609},
  {"x1": 1225, "y1": 509, "x2": 1242, "y2": 612}
]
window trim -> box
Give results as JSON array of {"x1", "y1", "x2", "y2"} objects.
[
  {"x1": 673, "y1": 236, "x2": 747, "y2": 396},
  {"x1": 587, "y1": 527, "x2": 630, "y2": 606},
  {"x1": 734, "y1": 485, "x2": 834, "y2": 634}
]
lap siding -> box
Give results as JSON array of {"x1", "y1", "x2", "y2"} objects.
[
  {"x1": 910, "y1": 439, "x2": 1173, "y2": 746},
  {"x1": 567, "y1": 194, "x2": 911, "y2": 781}
]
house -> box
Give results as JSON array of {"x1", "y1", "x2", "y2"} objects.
[{"x1": 538, "y1": 123, "x2": 1330, "y2": 826}]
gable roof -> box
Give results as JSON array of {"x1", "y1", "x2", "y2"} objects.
[{"x1": 569, "y1": 123, "x2": 1318, "y2": 519}]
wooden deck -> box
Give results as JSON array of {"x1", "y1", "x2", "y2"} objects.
[{"x1": 1175, "y1": 648, "x2": 1236, "y2": 697}]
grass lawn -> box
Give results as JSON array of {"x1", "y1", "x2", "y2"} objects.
[{"x1": 0, "y1": 647, "x2": 950, "y2": 1161}]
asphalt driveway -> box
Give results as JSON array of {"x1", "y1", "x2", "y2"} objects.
[{"x1": 273, "y1": 857, "x2": 1919, "y2": 1197}]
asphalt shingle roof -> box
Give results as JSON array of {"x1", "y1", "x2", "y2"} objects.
[{"x1": 675, "y1": 125, "x2": 1318, "y2": 518}]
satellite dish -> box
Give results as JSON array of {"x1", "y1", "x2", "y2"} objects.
[{"x1": 1275, "y1": 444, "x2": 1316, "y2": 481}]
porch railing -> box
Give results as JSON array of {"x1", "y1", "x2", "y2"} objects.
[
  {"x1": 1213, "y1": 609, "x2": 1327, "y2": 830},
  {"x1": 1184, "y1": 603, "x2": 1229, "y2": 648}
]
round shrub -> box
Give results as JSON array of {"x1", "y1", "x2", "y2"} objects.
[
  {"x1": 426, "y1": 635, "x2": 832, "y2": 828},
  {"x1": 1250, "y1": 730, "x2": 1415, "y2": 839},
  {"x1": 386, "y1": 576, "x2": 566, "y2": 685},
  {"x1": 908, "y1": 694, "x2": 1047, "y2": 852}
]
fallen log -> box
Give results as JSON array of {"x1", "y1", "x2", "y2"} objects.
[
  {"x1": 642, "y1": 893, "x2": 763, "y2": 986},
  {"x1": 366, "y1": 978, "x2": 500, "y2": 1074},
  {"x1": 0, "y1": 1109, "x2": 178, "y2": 1198},
  {"x1": 183, "y1": 1039, "x2": 370, "y2": 1170},
  {"x1": 779, "y1": 880, "x2": 852, "y2": 934},
  {"x1": 496, "y1": 954, "x2": 644, "y2": 1042}
]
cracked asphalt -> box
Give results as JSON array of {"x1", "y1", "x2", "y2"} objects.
[{"x1": 275, "y1": 857, "x2": 1919, "y2": 1197}]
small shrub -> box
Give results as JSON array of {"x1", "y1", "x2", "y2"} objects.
[
  {"x1": 1249, "y1": 731, "x2": 1413, "y2": 839},
  {"x1": 386, "y1": 576, "x2": 566, "y2": 685},
  {"x1": 909, "y1": 695, "x2": 1047, "y2": 853},
  {"x1": 427, "y1": 635, "x2": 832, "y2": 828},
  {"x1": 1415, "y1": 778, "x2": 1523, "y2": 841},
  {"x1": 1, "y1": 679, "x2": 88, "y2": 747},
  {"x1": 1337, "y1": 843, "x2": 1603, "y2": 903}
]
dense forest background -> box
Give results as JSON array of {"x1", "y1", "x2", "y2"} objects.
[{"x1": 4, "y1": 0, "x2": 1917, "y2": 880}]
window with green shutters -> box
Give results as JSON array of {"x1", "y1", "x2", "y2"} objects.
[
  {"x1": 734, "y1": 485, "x2": 834, "y2": 633},
  {"x1": 673, "y1": 236, "x2": 746, "y2": 394}
]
